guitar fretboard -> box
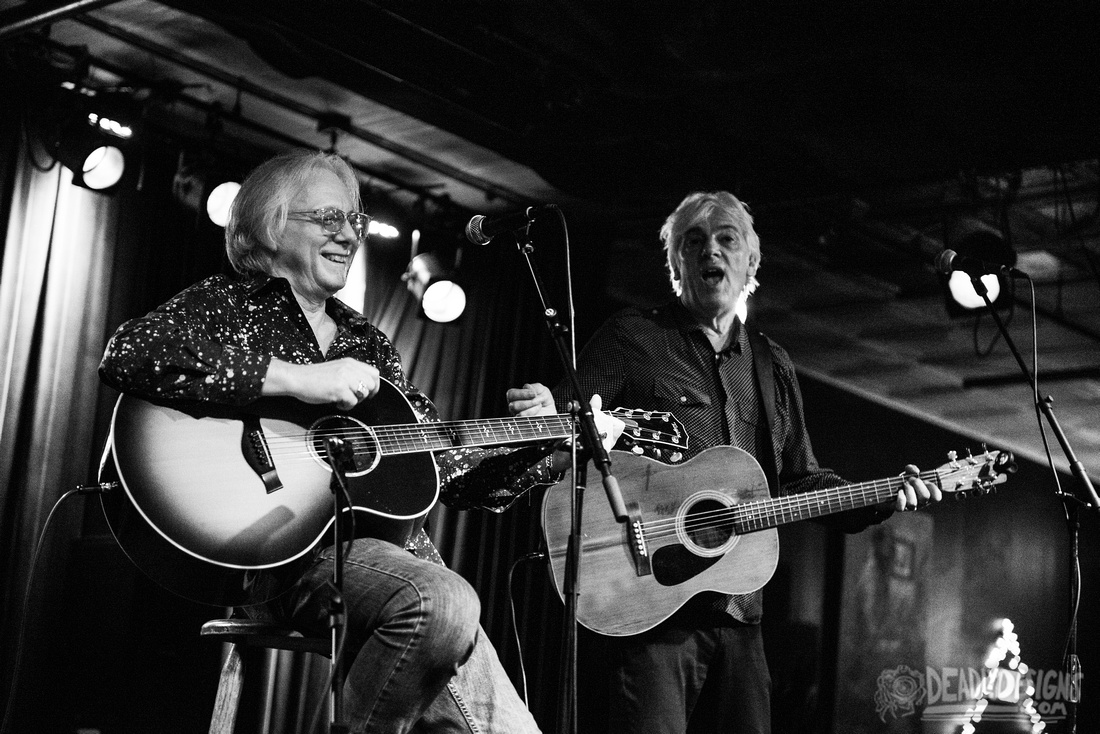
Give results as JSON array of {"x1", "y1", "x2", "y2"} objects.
[
  {"x1": 732, "y1": 470, "x2": 940, "y2": 532},
  {"x1": 370, "y1": 415, "x2": 578, "y2": 454}
]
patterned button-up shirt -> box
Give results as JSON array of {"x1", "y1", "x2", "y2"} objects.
[
  {"x1": 99, "y1": 273, "x2": 558, "y2": 564},
  {"x1": 552, "y1": 300, "x2": 883, "y2": 623}
]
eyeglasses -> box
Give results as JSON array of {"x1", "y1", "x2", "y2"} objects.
[{"x1": 288, "y1": 207, "x2": 371, "y2": 240}]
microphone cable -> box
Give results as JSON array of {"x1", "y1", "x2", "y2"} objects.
[{"x1": 0, "y1": 482, "x2": 115, "y2": 734}]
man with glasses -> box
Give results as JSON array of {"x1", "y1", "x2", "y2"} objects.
[{"x1": 100, "y1": 150, "x2": 611, "y2": 732}]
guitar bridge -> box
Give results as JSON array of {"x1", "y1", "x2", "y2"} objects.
[
  {"x1": 626, "y1": 503, "x2": 651, "y2": 577},
  {"x1": 241, "y1": 417, "x2": 283, "y2": 493}
]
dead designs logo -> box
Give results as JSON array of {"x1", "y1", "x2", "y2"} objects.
[
  {"x1": 875, "y1": 665, "x2": 927, "y2": 721},
  {"x1": 873, "y1": 663, "x2": 1079, "y2": 728}
]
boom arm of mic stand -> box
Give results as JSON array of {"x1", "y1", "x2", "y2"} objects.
[
  {"x1": 969, "y1": 275, "x2": 1100, "y2": 510},
  {"x1": 514, "y1": 230, "x2": 629, "y2": 522}
]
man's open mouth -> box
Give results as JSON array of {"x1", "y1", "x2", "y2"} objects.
[{"x1": 702, "y1": 266, "x2": 724, "y2": 285}]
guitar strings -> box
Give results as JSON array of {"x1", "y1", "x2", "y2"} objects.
[
  {"x1": 635, "y1": 469, "x2": 946, "y2": 541},
  {"x1": 239, "y1": 417, "x2": 685, "y2": 462}
]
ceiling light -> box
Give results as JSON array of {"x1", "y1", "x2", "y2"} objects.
[
  {"x1": 53, "y1": 89, "x2": 140, "y2": 193},
  {"x1": 55, "y1": 130, "x2": 126, "y2": 191},
  {"x1": 947, "y1": 271, "x2": 1000, "y2": 309},
  {"x1": 171, "y1": 151, "x2": 242, "y2": 227},
  {"x1": 368, "y1": 220, "x2": 400, "y2": 238},
  {"x1": 403, "y1": 251, "x2": 465, "y2": 323},
  {"x1": 205, "y1": 181, "x2": 241, "y2": 227},
  {"x1": 942, "y1": 219, "x2": 1015, "y2": 316}
]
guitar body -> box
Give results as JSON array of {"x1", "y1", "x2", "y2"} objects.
[
  {"x1": 543, "y1": 446, "x2": 779, "y2": 636},
  {"x1": 101, "y1": 381, "x2": 436, "y2": 606}
]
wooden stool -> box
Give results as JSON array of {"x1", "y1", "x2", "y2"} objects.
[{"x1": 201, "y1": 618, "x2": 330, "y2": 734}]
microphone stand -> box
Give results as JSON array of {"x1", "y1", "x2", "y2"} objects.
[
  {"x1": 509, "y1": 222, "x2": 629, "y2": 734},
  {"x1": 324, "y1": 437, "x2": 353, "y2": 734},
  {"x1": 969, "y1": 273, "x2": 1095, "y2": 732},
  {"x1": 560, "y1": 406, "x2": 583, "y2": 734}
]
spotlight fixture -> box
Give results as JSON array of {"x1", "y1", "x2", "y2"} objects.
[
  {"x1": 942, "y1": 219, "x2": 1016, "y2": 316},
  {"x1": 205, "y1": 181, "x2": 241, "y2": 227},
  {"x1": 171, "y1": 151, "x2": 242, "y2": 227},
  {"x1": 403, "y1": 247, "x2": 466, "y2": 323},
  {"x1": 54, "y1": 88, "x2": 139, "y2": 192}
]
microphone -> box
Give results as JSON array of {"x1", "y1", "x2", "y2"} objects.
[
  {"x1": 464, "y1": 205, "x2": 555, "y2": 245},
  {"x1": 935, "y1": 249, "x2": 1024, "y2": 278}
]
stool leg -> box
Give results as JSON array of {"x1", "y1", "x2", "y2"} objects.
[{"x1": 209, "y1": 642, "x2": 244, "y2": 734}]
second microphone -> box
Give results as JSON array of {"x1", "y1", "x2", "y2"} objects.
[{"x1": 465, "y1": 204, "x2": 557, "y2": 245}]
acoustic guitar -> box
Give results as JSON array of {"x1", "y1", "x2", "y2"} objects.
[
  {"x1": 100, "y1": 378, "x2": 685, "y2": 606},
  {"x1": 542, "y1": 445, "x2": 1015, "y2": 636}
]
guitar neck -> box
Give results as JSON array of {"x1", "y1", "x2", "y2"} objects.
[
  {"x1": 371, "y1": 414, "x2": 576, "y2": 454},
  {"x1": 734, "y1": 470, "x2": 937, "y2": 532}
]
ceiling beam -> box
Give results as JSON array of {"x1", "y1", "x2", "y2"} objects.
[
  {"x1": 0, "y1": 0, "x2": 123, "y2": 41},
  {"x1": 73, "y1": 10, "x2": 531, "y2": 205}
]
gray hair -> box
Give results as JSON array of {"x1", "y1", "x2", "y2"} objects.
[
  {"x1": 658, "y1": 191, "x2": 761, "y2": 296},
  {"x1": 225, "y1": 150, "x2": 362, "y2": 275}
]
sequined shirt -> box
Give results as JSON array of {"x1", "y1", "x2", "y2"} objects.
[{"x1": 99, "y1": 273, "x2": 558, "y2": 564}]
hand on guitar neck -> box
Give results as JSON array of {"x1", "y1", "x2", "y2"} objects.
[
  {"x1": 506, "y1": 382, "x2": 626, "y2": 469},
  {"x1": 894, "y1": 463, "x2": 942, "y2": 512}
]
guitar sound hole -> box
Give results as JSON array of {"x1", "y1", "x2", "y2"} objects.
[
  {"x1": 309, "y1": 416, "x2": 379, "y2": 476},
  {"x1": 685, "y1": 498, "x2": 734, "y2": 550}
]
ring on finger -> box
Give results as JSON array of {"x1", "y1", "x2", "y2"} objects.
[{"x1": 354, "y1": 380, "x2": 367, "y2": 399}]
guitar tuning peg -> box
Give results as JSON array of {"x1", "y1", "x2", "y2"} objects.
[
  {"x1": 631, "y1": 445, "x2": 644, "y2": 455},
  {"x1": 669, "y1": 451, "x2": 683, "y2": 463}
]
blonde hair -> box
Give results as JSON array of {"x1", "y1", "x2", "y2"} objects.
[{"x1": 225, "y1": 150, "x2": 361, "y2": 275}]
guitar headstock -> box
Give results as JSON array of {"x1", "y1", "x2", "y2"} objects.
[
  {"x1": 934, "y1": 447, "x2": 1016, "y2": 499},
  {"x1": 608, "y1": 408, "x2": 689, "y2": 463}
]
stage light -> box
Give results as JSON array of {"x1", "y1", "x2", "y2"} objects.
[
  {"x1": 368, "y1": 220, "x2": 400, "y2": 238},
  {"x1": 403, "y1": 248, "x2": 466, "y2": 323},
  {"x1": 942, "y1": 220, "x2": 1016, "y2": 316},
  {"x1": 53, "y1": 89, "x2": 139, "y2": 193},
  {"x1": 171, "y1": 151, "x2": 242, "y2": 227},
  {"x1": 947, "y1": 271, "x2": 1000, "y2": 309},
  {"x1": 55, "y1": 125, "x2": 127, "y2": 191},
  {"x1": 205, "y1": 181, "x2": 241, "y2": 227}
]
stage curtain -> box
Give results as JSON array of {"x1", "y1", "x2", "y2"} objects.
[{"x1": 0, "y1": 139, "x2": 121, "y2": 731}]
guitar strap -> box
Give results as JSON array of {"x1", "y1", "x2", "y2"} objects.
[{"x1": 746, "y1": 321, "x2": 780, "y2": 497}]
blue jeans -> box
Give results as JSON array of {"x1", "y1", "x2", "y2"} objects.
[{"x1": 269, "y1": 538, "x2": 541, "y2": 734}]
